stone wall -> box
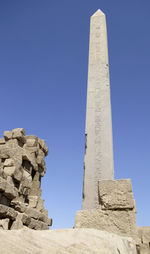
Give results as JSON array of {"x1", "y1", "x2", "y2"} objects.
[{"x1": 0, "y1": 128, "x2": 52, "y2": 230}]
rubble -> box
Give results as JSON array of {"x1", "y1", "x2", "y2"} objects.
[{"x1": 0, "y1": 128, "x2": 52, "y2": 230}]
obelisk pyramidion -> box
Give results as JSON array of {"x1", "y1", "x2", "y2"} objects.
[{"x1": 82, "y1": 9, "x2": 114, "y2": 209}]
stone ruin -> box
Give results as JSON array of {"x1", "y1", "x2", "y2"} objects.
[{"x1": 0, "y1": 128, "x2": 52, "y2": 230}]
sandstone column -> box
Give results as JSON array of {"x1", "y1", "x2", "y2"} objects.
[{"x1": 82, "y1": 9, "x2": 114, "y2": 209}]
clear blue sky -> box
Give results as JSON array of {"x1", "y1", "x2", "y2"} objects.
[{"x1": 0, "y1": 0, "x2": 150, "y2": 229}]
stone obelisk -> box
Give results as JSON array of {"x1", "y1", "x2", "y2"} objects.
[{"x1": 82, "y1": 9, "x2": 114, "y2": 209}]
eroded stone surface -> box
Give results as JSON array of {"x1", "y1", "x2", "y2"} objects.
[
  {"x1": 75, "y1": 208, "x2": 138, "y2": 241},
  {"x1": 0, "y1": 228, "x2": 137, "y2": 254},
  {"x1": 98, "y1": 179, "x2": 135, "y2": 210}
]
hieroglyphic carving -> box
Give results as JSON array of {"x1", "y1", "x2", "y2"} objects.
[{"x1": 82, "y1": 10, "x2": 114, "y2": 209}]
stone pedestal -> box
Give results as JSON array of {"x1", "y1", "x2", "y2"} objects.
[{"x1": 75, "y1": 179, "x2": 138, "y2": 241}]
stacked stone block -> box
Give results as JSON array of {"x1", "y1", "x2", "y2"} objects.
[
  {"x1": 0, "y1": 128, "x2": 52, "y2": 230},
  {"x1": 75, "y1": 179, "x2": 138, "y2": 241}
]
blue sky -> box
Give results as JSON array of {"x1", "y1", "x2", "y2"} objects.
[{"x1": 0, "y1": 0, "x2": 150, "y2": 229}]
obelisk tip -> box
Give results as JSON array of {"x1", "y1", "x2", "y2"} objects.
[{"x1": 91, "y1": 9, "x2": 105, "y2": 17}]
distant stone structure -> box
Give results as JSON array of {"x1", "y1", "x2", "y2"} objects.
[{"x1": 0, "y1": 128, "x2": 52, "y2": 230}]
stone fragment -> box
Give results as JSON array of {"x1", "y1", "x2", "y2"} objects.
[
  {"x1": 28, "y1": 218, "x2": 49, "y2": 230},
  {"x1": 4, "y1": 131, "x2": 12, "y2": 141},
  {"x1": 26, "y1": 139, "x2": 37, "y2": 147},
  {"x1": 38, "y1": 138, "x2": 48, "y2": 155},
  {"x1": 21, "y1": 213, "x2": 31, "y2": 226},
  {"x1": 0, "y1": 177, "x2": 6, "y2": 191},
  {"x1": 75, "y1": 208, "x2": 138, "y2": 241},
  {"x1": 0, "y1": 218, "x2": 9, "y2": 230},
  {"x1": 4, "y1": 166, "x2": 16, "y2": 176},
  {"x1": 28, "y1": 196, "x2": 38, "y2": 208},
  {"x1": 11, "y1": 219, "x2": 23, "y2": 230},
  {"x1": 0, "y1": 195, "x2": 11, "y2": 206},
  {"x1": 0, "y1": 138, "x2": 5, "y2": 144},
  {"x1": 5, "y1": 183, "x2": 18, "y2": 199},
  {"x1": 23, "y1": 144, "x2": 38, "y2": 154},
  {"x1": 31, "y1": 180, "x2": 40, "y2": 189},
  {"x1": 0, "y1": 166, "x2": 3, "y2": 177},
  {"x1": 22, "y1": 151, "x2": 37, "y2": 170},
  {"x1": 29, "y1": 187, "x2": 42, "y2": 197},
  {"x1": 4, "y1": 158, "x2": 14, "y2": 167},
  {"x1": 0, "y1": 151, "x2": 9, "y2": 159},
  {"x1": 38, "y1": 212, "x2": 52, "y2": 225},
  {"x1": 98, "y1": 179, "x2": 135, "y2": 210},
  {"x1": 0, "y1": 204, "x2": 18, "y2": 219},
  {"x1": 13, "y1": 168, "x2": 23, "y2": 182},
  {"x1": 12, "y1": 128, "x2": 25, "y2": 140},
  {"x1": 25, "y1": 207, "x2": 39, "y2": 220},
  {"x1": 11, "y1": 213, "x2": 23, "y2": 230},
  {"x1": 6, "y1": 176, "x2": 14, "y2": 185},
  {"x1": 41, "y1": 209, "x2": 48, "y2": 217},
  {"x1": 36, "y1": 198, "x2": 44, "y2": 211},
  {"x1": 11, "y1": 200, "x2": 27, "y2": 213}
]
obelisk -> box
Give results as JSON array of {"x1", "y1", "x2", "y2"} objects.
[{"x1": 82, "y1": 9, "x2": 114, "y2": 209}]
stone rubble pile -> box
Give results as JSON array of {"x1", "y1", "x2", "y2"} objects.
[{"x1": 0, "y1": 128, "x2": 52, "y2": 230}]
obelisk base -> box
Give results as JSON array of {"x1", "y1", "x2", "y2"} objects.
[{"x1": 75, "y1": 179, "x2": 138, "y2": 242}]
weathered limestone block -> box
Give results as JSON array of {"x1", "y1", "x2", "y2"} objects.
[
  {"x1": 38, "y1": 138, "x2": 48, "y2": 156},
  {"x1": 5, "y1": 182, "x2": 18, "y2": 199},
  {"x1": 11, "y1": 213, "x2": 23, "y2": 230},
  {"x1": 0, "y1": 204, "x2": 18, "y2": 219},
  {"x1": 75, "y1": 208, "x2": 138, "y2": 241},
  {"x1": 0, "y1": 218, "x2": 9, "y2": 230},
  {"x1": 25, "y1": 137, "x2": 37, "y2": 147},
  {"x1": 29, "y1": 187, "x2": 42, "y2": 196},
  {"x1": 4, "y1": 166, "x2": 16, "y2": 176},
  {"x1": 28, "y1": 218, "x2": 49, "y2": 230},
  {"x1": 21, "y1": 213, "x2": 31, "y2": 226},
  {"x1": 22, "y1": 151, "x2": 37, "y2": 170},
  {"x1": 25, "y1": 207, "x2": 40, "y2": 220},
  {"x1": 7, "y1": 175, "x2": 14, "y2": 185},
  {"x1": 13, "y1": 167, "x2": 23, "y2": 182},
  {"x1": 11, "y1": 200, "x2": 27, "y2": 213},
  {"x1": 0, "y1": 194, "x2": 10, "y2": 206},
  {"x1": 38, "y1": 212, "x2": 52, "y2": 225},
  {"x1": 41, "y1": 209, "x2": 48, "y2": 217},
  {"x1": 0, "y1": 177, "x2": 6, "y2": 191},
  {"x1": 3, "y1": 159, "x2": 14, "y2": 167},
  {"x1": 12, "y1": 128, "x2": 25, "y2": 142},
  {"x1": 4, "y1": 131, "x2": 12, "y2": 141},
  {"x1": 0, "y1": 138, "x2": 5, "y2": 144},
  {"x1": 28, "y1": 196, "x2": 38, "y2": 208},
  {"x1": 98, "y1": 179, "x2": 135, "y2": 210},
  {"x1": 36, "y1": 198, "x2": 45, "y2": 212}
]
